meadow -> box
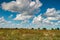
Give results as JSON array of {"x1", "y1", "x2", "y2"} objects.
[{"x1": 0, "y1": 28, "x2": 60, "y2": 40}]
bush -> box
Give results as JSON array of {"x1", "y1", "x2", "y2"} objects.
[
  {"x1": 31, "y1": 28, "x2": 34, "y2": 30},
  {"x1": 43, "y1": 28, "x2": 47, "y2": 30},
  {"x1": 15, "y1": 28, "x2": 18, "y2": 29},
  {"x1": 38, "y1": 28, "x2": 40, "y2": 30},
  {"x1": 51, "y1": 28, "x2": 54, "y2": 30},
  {"x1": 56, "y1": 28, "x2": 59, "y2": 30}
]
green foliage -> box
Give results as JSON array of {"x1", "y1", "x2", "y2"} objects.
[
  {"x1": 56, "y1": 28, "x2": 59, "y2": 30},
  {"x1": 31, "y1": 28, "x2": 34, "y2": 30},
  {"x1": 51, "y1": 28, "x2": 54, "y2": 30},
  {"x1": 38, "y1": 28, "x2": 40, "y2": 30},
  {"x1": 43, "y1": 28, "x2": 47, "y2": 30}
]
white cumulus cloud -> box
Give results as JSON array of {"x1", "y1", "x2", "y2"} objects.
[
  {"x1": 0, "y1": 17, "x2": 13, "y2": 28},
  {"x1": 32, "y1": 14, "x2": 42, "y2": 24},
  {"x1": 32, "y1": 8, "x2": 60, "y2": 28},
  {"x1": 14, "y1": 14, "x2": 32, "y2": 20},
  {"x1": 44, "y1": 8, "x2": 60, "y2": 21},
  {"x1": 1, "y1": 0, "x2": 42, "y2": 20},
  {"x1": 1, "y1": 0, "x2": 60, "y2": 28}
]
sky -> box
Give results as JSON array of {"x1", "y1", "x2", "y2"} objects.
[{"x1": 0, "y1": 0, "x2": 60, "y2": 29}]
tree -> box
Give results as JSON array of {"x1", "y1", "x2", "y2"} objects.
[
  {"x1": 43, "y1": 28, "x2": 46, "y2": 30},
  {"x1": 38, "y1": 28, "x2": 40, "y2": 30},
  {"x1": 56, "y1": 28, "x2": 59, "y2": 30},
  {"x1": 31, "y1": 28, "x2": 34, "y2": 30},
  {"x1": 16, "y1": 28, "x2": 18, "y2": 29},
  {"x1": 51, "y1": 28, "x2": 54, "y2": 30}
]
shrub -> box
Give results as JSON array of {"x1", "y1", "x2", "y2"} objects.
[
  {"x1": 38, "y1": 28, "x2": 40, "y2": 30},
  {"x1": 31, "y1": 28, "x2": 34, "y2": 30},
  {"x1": 56, "y1": 28, "x2": 59, "y2": 30},
  {"x1": 43, "y1": 28, "x2": 47, "y2": 30},
  {"x1": 51, "y1": 28, "x2": 54, "y2": 30}
]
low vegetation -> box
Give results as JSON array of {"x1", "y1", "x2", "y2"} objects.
[{"x1": 0, "y1": 28, "x2": 60, "y2": 40}]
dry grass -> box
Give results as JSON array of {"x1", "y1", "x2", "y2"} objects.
[{"x1": 0, "y1": 29, "x2": 60, "y2": 40}]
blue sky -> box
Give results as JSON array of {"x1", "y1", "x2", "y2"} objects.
[{"x1": 0, "y1": 0, "x2": 60, "y2": 29}]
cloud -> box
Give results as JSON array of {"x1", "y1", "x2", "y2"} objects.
[
  {"x1": 32, "y1": 14, "x2": 42, "y2": 24},
  {"x1": 0, "y1": 17, "x2": 8, "y2": 24},
  {"x1": 1, "y1": 0, "x2": 42, "y2": 12},
  {"x1": 0, "y1": 17, "x2": 31, "y2": 28},
  {"x1": 1, "y1": 0, "x2": 60, "y2": 28},
  {"x1": 14, "y1": 14, "x2": 32, "y2": 20},
  {"x1": 1, "y1": 0, "x2": 43, "y2": 28},
  {"x1": 32, "y1": 8, "x2": 60, "y2": 28},
  {"x1": 30, "y1": 1, "x2": 35, "y2": 7},
  {"x1": 0, "y1": 17, "x2": 20, "y2": 28},
  {"x1": 0, "y1": 17, "x2": 13, "y2": 28},
  {"x1": 0, "y1": 8, "x2": 60, "y2": 28},
  {"x1": 1, "y1": 0, "x2": 42, "y2": 20},
  {"x1": 44, "y1": 8, "x2": 56, "y2": 17},
  {"x1": 44, "y1": 8, "x2": 60, "y2": 21}
]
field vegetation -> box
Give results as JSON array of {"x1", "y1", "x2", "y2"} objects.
[{"x1": 0, "y1": 28, "x2": 60, "y2": 40}]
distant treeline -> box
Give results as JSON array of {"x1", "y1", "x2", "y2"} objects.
[
  {"x1": 0, "y1": 28, "x2": 60, "y2": 30},
  {"x1": 31, "y1": 28, "x2": 60, "y2": 30}
]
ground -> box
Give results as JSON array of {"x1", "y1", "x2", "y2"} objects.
[{"x1": 0, "y1": 29, "x2": 60, "y2": 40}]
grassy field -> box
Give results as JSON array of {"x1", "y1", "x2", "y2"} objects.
[{"x1": 0, "y1": 29, "x2": 60, "y2": 40}]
